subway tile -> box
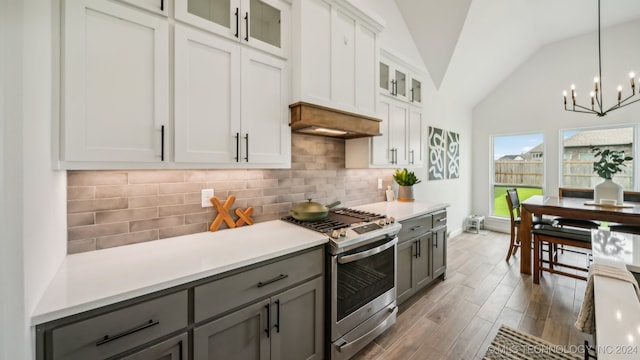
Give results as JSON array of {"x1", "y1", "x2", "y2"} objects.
[
  {"x1": 95, "y1": 184, "x2": 158, "y2": 198},
  {"x1": 67, "y1": 186, "x2": 95, "y2": 200},
  {"x1": 128, "y1": 170, "x2": 185, "y2": 184},
  {"x1": 67, "y1": 238, "x2": 97, "y2": 254},
  {"x1": 185, "y1": 211, "x2": 214, "y2": 225},
  {"x1": 129, "y1": 194, "x2": 184, "y2": 208},
  {"x1": 68, "y1": 171, "x2": 127, "y2": 186},
  {"x1": 68, "y1": 213, "x2": 95, "y2": 227},
  {"x1": 68, "y1": 222, "x2": 129, "y2": 241},
  {"x1": 158, "y1": 203, "x2": 204, "y2": 217},
  {"x1": 210, "y1": 181, "x2": 247, "y2": 191},
  {"x1": 159, "y1": 223, "x2": 208, "y2": 239},
  {"x1": 184, "y1": 170, "x2": 229, "y2": 182},
  {"x1": 96, "y1": 208, "x2": 158, "y2": 224},
  {"x1": 261, "y1": 170, "x2": 292, "y2": 179},
  {"x1": 67, "y1": 198, "x2": 128, "y2": 214},
  {"x1": 247, "y1": 179, "x2": 278, "y2": 189},
  {"x1": 130, "y1": 215, "x2": 184, "y2": 232},
  {"x1": 262, "y1": 202, "x2": 293, "y2": 214},
  {"x1": 233, "y1": 188, "x2": 263, "y2": 199},
  {"x1": 159, "y1": 182, "x2": 207, "y2": 195},
  {"x1": 96, "y1": 230, "x2": 159, "y2": 250}
]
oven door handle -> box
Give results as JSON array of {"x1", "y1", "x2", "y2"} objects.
[{"x1": 338, "y1": 238, "x2": 397, "y2": 264}]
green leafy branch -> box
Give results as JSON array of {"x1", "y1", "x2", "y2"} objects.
[
  {"x1": 591, "y1": 146, "x2": 633, "y2": 180},
  {"x1": 393, "y1": 168, "x2": 422, "y2": 186}
]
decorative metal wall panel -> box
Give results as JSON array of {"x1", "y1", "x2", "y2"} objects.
[
  {"x1": 428, "y1": 127, "x2": 445, "y2": 180},
  {"x1": 446, "y1": 131, "x2": 460, "y2": 179}
]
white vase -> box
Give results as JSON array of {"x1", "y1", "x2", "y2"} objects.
[{"x1": 594, "y1": 178, "x2": 623, "y2": 205}]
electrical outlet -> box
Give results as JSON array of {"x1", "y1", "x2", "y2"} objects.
[
  {"x1": 201, "y1": 189, "x2": 214, "y2": 207},
  {"x1": 377, "y1": 179, "x2": 383, "y2": 189}
]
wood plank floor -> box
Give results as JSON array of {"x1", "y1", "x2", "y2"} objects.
[{"x1": 351, "y1": 230, "x2": 593, "y2": 360}]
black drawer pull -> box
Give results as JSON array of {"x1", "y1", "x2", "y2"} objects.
[
  {"x1": 257, "y1": 274, "x2": 288, "y2": 288},
  {"x1": 410, "y1": 225, "x2": 424, "y2": 231},
  {"x1": 96, "y1": 319, "x2": 159, "y2": 346},
  {"x1": 265, "y1": 304, "x2": 270, "y2": 338}
]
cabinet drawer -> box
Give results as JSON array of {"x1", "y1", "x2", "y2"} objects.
[
  {"x1": 432, "y1": 210, "x2": 447, "y2": 228},
  {"x1": 398, "y1": 213, "x2": 432, "y2": 241},
  {"x1": 194, "y1": 248, "x2": 323, "y2": 323},
  {"x1": 51, "y1": 290, "x2": 188, "y2": 360}
]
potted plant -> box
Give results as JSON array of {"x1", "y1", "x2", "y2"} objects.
[
  {"x1": 393, "y1": 168, "x2": 421, "y2": 202},
  {"x1": 591, "y1": 146, "x2": 633, "y2": 205}
]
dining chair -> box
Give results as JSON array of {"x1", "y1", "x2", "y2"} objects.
[
  {"x1": 504, "y1": 188, "x2": 554, "y2": 261},
  {"x1": 557, "y1": 188, "x2": 601, "y2": 229},
  {"x1": 532, "y1": 224, "x2": 592, "y2": 284}
]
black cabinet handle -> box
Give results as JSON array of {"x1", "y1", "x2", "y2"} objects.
[
  {"x1": 244, "y1": 133, "x2": 249, "y2": 162},
  {"x1": 257, "y1": 274, "x2": 288, "y2": 288},
  {"x1": 160, "y1": 125, "x2": 165, "y2": 161},
  {"x1": 414, "y1": 240, "x2": 419, "y2": 258},
  {"x1": 418, "y1": 239, "x2": 422, "y2": 257},
  {"x1": 244, "y1": 12, "x2": 249, "y2": 41},
  {"x1": 265, "y1": 304, "x2": 270, "y2": 338},
  {"x1": 275, "y1": 300, "x2": 280, "y2": 333},
  {"x1": 410, "y1": 87, "x2": 414, "y2": 102},
  {"x1": 434, "y1": 236, "x2": 438, "y2": 248},
  {"x1": 391, "y1": 80, "x2": 396, "y2": 96},
  {"x1": 234, "y1": 8, "x2": 239, "y2": 38},
  {"x1": 96, "y1": 319, "x2": 159, "y2": 346},
  {"x1": 160, "y1": 0, "x2": 164, "y2": 11},
  {"x1": 410, "y1": 225, "x2": 423, "y2": 232},
  {"x1": 235, "y1": 133, "x2": 240, "y2": 162}
]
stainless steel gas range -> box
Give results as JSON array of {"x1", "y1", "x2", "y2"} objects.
[{"x1": 282, "y1": 208, "x2": 401, "y2": 359}]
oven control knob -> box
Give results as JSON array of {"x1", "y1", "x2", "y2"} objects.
[
  {"x1": 389, "y1": 216, "x2": 396, "y2": 223},
  {"x1": 385, "y1": 217, "x2": 392, "y2": 224},
  {"x1": 339, "y1": 228, "x2": 346, "y2": 237},
  {"x1": 331, "y1": 230, "x2": 340, "y2": 239},
  {"x1": 378, "y1": 219, "x2": 385, "y2": 226}
]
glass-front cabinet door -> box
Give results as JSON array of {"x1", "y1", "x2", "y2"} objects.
[
  {"x1": 175, "y1": 0, "x2": 288, "y2": 57},
  {"x1": 411, "y1": 78, "x2": 421, "y2": 104},
  {"x1": 379, "y1": 62, "x2": 390, "y2": 92}
]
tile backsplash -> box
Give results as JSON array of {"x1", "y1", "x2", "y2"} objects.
[{"x1": 67, "y1": 134, "x2": 393, "y2": 254}]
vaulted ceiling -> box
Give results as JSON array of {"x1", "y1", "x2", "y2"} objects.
[{"x1": 395, "y1": 0, "x2": 640, "y2": 108}]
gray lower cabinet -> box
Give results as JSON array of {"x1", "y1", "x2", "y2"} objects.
[
  {"x1": 36, "y1": 247, "x2": 324, "y2": 360},
  {"x1": 396, "y1": 210, "x2": 447, "y2": 305},
  {"x1": 120, "y1": 333, "x2": 188, "y2": 360},
  {"x1": 194, "y1": 277, "x2": 324, "y2": 360}
]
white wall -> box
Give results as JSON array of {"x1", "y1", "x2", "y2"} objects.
[
  {"x1": 364, "y1": 0, "x2": 474, "y2": 235},
  {"x1": 473, "y1": 19, "x2": 640, "y2": 231},
  {"x1": 1, "y1": 0, "x2": 67, "y2": 358}
]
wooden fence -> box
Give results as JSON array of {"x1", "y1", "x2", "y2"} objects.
[{"x1": 494, "y1": 160, "x2": 633, "y2": 189}]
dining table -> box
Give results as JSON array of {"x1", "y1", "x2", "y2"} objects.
[{"x1": 518, "y1": 195, "x2": 640, "y2": 275}]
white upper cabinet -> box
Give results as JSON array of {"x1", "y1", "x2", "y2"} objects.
[
  {"x1": 379, "y1": 51, "x2": 423, "y2": 106},
  {"x1": 346, "y1": 51, "x2": 426, "y2": 169},
  {"x1": 62, "y1": 0, "x2": 169, "y2": 164},
  {"x1": 175, "y1": 0, "x2": 290, "y2": 58},
  {"x1": 291, "y1": 0, "x2": 384, "y2": 118},
  {"x1": 174, "y1": 25, "x2": 290, "y2": 167},
  {"x1": 117, "y1": 0, "x2": 168, "y2": 16}
]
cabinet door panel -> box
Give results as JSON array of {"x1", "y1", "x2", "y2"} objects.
[
  {"x1": 63, "y1": 0, "x2": 168, "y2": 162},
  {"x1": 241, "y1": 48, "x2": 290, "y2": 165},
  {"x1": 271, "y1": 277, "x2": 323, "y2": 360},
  {"x1": 298, "y1": 0, "x2": 331, "y2": 104},
  {"x1": 174, "y1": 25, "x2": 241, "y2": 163},
  {"x1": 331, "y1": 10, "x2": 356, "y2": 109},
  {"x1": 118, "y1": 0, "x2": 168, "y2": 16},
  {"x1": 408, "y1": 108, "x2": 423, "y2": 166},
  {"x1": 194, "y1": 299, "x2": 270, "y2": 360},
  {"x1": 355, "y1": 25, "x2": 376, "y2": 114},
  {"x1": 414, "y1": 233, "x2": 432, "y2": 289},
  {"x1": 389, "y1": 103, "x2": 408, "y2": 165},
  {"x1": 120, "y1": 333, "x2": 188, "y2": 360},
  {"x1": 371, "y1": 100, "x2": 391, "y2": 165},
  {"x1": 175, "y1": 0, "x2": 237, "y2": 40},
  {"x1": 432, "y1": 227, "x2": 447, "y2": 278},
  {"x1": 396, "y1": 240, "x2": 415, "y2": 305}
]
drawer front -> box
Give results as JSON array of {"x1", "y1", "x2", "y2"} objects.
[
  {"x1": 398, "y1": 213, "x2": 432, "y2": 241},
  {"x1": 432, "y1": 210, "x2": 447, "y2": 228},
  {"x1": 194, "y1": 248, "x2": 323, "y2": 323},
  {"x1": 51, "y1": 290, "x2": 188, "y2": 360}
]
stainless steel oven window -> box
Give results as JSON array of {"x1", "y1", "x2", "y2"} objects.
[{"x1": 336, "y1": 238, "x2": 395, "y2": 321}]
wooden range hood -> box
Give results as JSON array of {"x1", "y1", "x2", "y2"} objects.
[{"x1": 289, "y1": 102, "x2": 382, "y2": 139}]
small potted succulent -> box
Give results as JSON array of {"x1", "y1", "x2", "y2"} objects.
[
  {"x1": 393, "y1": 168, "x2": 421, "y2": 202},
  {"x1": 591, "y1": 146, "x2": 633, "y2": 205}
]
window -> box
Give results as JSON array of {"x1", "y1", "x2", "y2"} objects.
[
  {"x1": 492, "y1": 133, "x2": 544, "y2": 217},
  {"x1": 561, "y1": 127, "x2": 634, "y2": 190}
]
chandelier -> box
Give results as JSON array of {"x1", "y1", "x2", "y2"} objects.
[{"x1": 563, "y1": 0, "x2": 640, "y2": 116}]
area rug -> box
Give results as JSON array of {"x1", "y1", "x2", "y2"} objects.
[{"x1": 483, "y1": 325, "x2": 582, "y2": 359}]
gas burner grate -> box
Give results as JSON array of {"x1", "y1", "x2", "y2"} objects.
[
  {"x1": 330, "y1": 208, "x2": 385, "y2": 222},
  {"x1": 280, "y1": 216, "x2": 350, "y2": 234}
]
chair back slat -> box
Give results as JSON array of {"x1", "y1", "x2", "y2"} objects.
[{"x1": 506, "y1": 188, "x2": 520, "y2": 218}]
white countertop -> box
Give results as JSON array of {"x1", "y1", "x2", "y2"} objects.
[
  {"x1": 32, "y1": 200, "x2": 447, "y2": 326},
  {"x1": 591, "y1": 229, "x2": 640, "y2": 359},
  {"x1": 353, "y1": 201, "x2": 449, "y2": 222},
  {"x1": 32, "y1": 221, "x2": 327, "y2": 325}
]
